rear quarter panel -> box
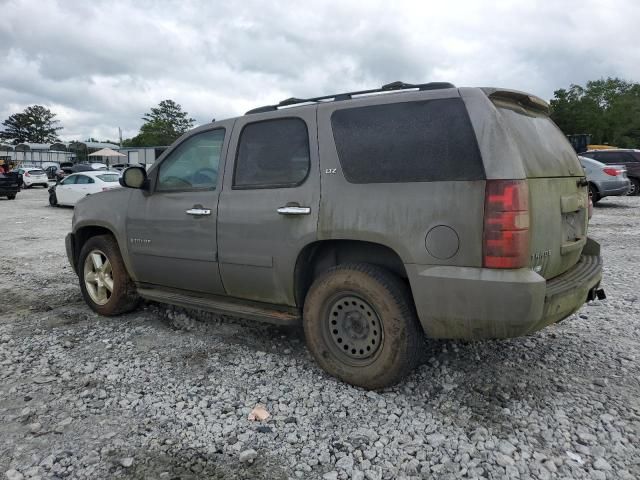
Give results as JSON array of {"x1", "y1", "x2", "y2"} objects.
[{"x1": 317, "y1": 90, "x2": 486, "y2": 267}]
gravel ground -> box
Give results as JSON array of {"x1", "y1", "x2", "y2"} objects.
[{"x1": 1, "y1": 187, "x2": 639, "y2": 480}]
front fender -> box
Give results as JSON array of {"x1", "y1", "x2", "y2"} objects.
[{"x1": 71, "y1": 189, "x2": 137, "y2": 281}]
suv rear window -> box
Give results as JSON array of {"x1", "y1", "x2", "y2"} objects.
[
  {"x1": 330, "y1": 98, "x2": 484, "y2": 183},
  {"x1": 495, "y1": 103, "x2": 581, "y2": 177}
]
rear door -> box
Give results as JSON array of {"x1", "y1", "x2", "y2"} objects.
[
  {"x1": 125, "y1": 123, "x2": 231, "y2": 294},
  {"x1": 217, "y1": 108, "x2": 320, "y2": 306},
  {"x1": 493, "y1": 101, "x2": 587, "y2": 279}
]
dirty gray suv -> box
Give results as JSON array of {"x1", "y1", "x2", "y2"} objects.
[{"x1": 66, "y1": 81, "x2": 604, "y2": 389}]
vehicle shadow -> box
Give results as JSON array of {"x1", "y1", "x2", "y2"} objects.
[{"x1": 595, "y1": 200, "x2": 635, "y2": 209}]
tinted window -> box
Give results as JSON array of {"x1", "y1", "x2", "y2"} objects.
[
  {"x1": 596, "y1": 151, "x2": 634, "y2": 163},
  {"x1": 158, "y1": 129, "x2": 225, "y2": 191},
  {"x1": 331, "y1": 99, "x2": 484, "y2": 183},
  {"x1": 234, "y1": 118, "x2": 310, "y2": 188},
  {"x1": 29, "y1": 169, "x2": 46, "y2": 175},
  {"x1": 75, "y1": 175, "x2": 94, "y2": 184},
  {"x1": 97, "y1": 174, "x2": 120, "y2": 182},
  {"x1": 495, "y1": 104, "x2": 581, "y2": 177},
  {"x1": 61, "y1": 175, "x2": 78, "y2": 185}
]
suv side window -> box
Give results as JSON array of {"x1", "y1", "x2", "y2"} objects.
[
  {"x1": 157, "y1": 129, "x2": 225, "y2": 192},
  {"x1": 233, "y1": 118, "x2": 310, "y2": 188},
  {"x1": 331, "y1": 98, "x2": 484, "y2": 183},
  {"x1": 596, "y1": 152, "x2": 634, "y2": 163}
]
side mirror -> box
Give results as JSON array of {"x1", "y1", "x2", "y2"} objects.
[{"x1": 120, "y1": 166, "x2": 148, "y2": 189}]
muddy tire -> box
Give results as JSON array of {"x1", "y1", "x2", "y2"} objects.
[
  {"x1": 78, "y1": 234, "x2": 139, "y2": 316},
  {"x1": 303, "y1": 263, "x2": 423, "y2": 390}
]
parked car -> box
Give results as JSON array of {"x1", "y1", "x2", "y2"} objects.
[
  {"x1": 65, "y1": 82, "x2": 604, "y2": 389},
  {"x1": 0, "y1": 171, "x2": 21, "y2": 199},
  {"x1": 579, "y1": 156, "x2": 630, "y2": 203},
  {"x1": 49, "y1": 171, "x2": 121, "y2": 207},
  {"x1": 16, "y1": 167, "x2": 49, "y2": 188},
  {"x1": 580, "y1": 149, "x2": 640, "y2": 196}
]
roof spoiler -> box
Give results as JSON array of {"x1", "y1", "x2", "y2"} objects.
[{"x1": 481, "y1": 88, "x2": 550, "y2": 114}]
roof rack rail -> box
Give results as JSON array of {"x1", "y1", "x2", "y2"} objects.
[{"x1": 245, "y1": 81, "x2": 456, "y2": 114}]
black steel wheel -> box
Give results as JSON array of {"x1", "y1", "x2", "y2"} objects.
[
  {"x1": 303, "y1": 263, "x2": 423, "y2": 389},
  {"x1": 325, "y1": 294, "x2": 384, "y2": 364}
]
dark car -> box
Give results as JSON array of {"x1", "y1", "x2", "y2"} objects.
[
  {"x1": 0, "y1": 171, "x2": 22, "y2": 199},
  {"x1": 581, "y1": 149, "x2": 640, "y2": 196}
]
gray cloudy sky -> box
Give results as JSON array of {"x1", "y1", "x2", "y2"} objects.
[{"x1": 1, "y1": 0, "x2": 638, "y2": 142}]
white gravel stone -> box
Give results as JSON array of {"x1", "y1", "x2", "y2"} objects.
[
  {"x1": 239, "y1": 449, "x2": 258, "y2": 464},
  {"x1": 5, "y1": 470, "x2": 24, "y2": 480},
  {"x1": 593, "y1": 458, "x2": 612, "y2": 471}
]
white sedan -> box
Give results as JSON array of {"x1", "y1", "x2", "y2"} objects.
[
  {"x1": 17, "y1": 167, "x2": 49, "y2": 188},
  {"x1": 50, "y1": 171, "x2": 121, "y2": 207}
]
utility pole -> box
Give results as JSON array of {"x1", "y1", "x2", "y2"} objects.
[{"x1": 118, "y1": 127, "x2": 122, "y2": 148}]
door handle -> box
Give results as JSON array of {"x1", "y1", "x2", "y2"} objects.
[
  {"x1": 186, "y1": 208, "x2": 211, "y2": 216},
  {"x1": 277, "y1": 206, "x2": 311, "y2": 215}
]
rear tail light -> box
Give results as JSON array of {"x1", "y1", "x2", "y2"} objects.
[
  {"x1": 483, "y1": 180, "x2": 530, "y2": 269},
  {"x1": 602, "y1": 167, "x2": 625, "y2": 177}
]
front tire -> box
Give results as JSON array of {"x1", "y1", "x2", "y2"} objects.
[
  {"x1": 303, "y1": 263, "x2": 423, "y2": 390},
  {"x1": 78, "y1": 235, "x2": 139, "y2": 316},
  {"x1": 589, "y1": 183, "x2": 600, "y2": 204}
]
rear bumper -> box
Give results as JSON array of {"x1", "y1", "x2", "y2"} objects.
[
  {"x1": 407, "y1": 238, "x2": 603, "y2": 339},
  {"x1": 598, "y1": 179, "x2": 630, "y2": 196},
  {"x1": 0, "y1": 186, "x2": 20, "y2": 195}
]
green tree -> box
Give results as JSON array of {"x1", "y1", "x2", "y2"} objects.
[
  {"x1": 550, "y1": 77, "x2": 640, "y2": 148},
  {"x1": 127, "y1": 100, "x2": 195, "y2": 147},
  {"x1": 0, "y1": 105, "x2": 63, "y2": 144}
]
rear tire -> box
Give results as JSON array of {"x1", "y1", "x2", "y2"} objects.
[
  {"x1": 589, "y1": 183, "x2": 600, "y2": 204},
  {"x1": 78, "y1": 235, "x2": 139, "y2": 316},
  {"x1": 303, "y1": 263, "x2": 423, "y2": 390},
  {"x1": 628, "y1": 178, "x2": 640, "y2": 196}
]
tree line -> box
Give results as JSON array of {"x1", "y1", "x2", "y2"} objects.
[
  {"x1": 2, "y1": 78, "x2": 640, "y2": 148},
  {"x1": 0, "y1": 100, "x2": 195, "y2": 148},
  {"x1": 550, "y1": 77, "x2": 640, "y2": 148}
]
